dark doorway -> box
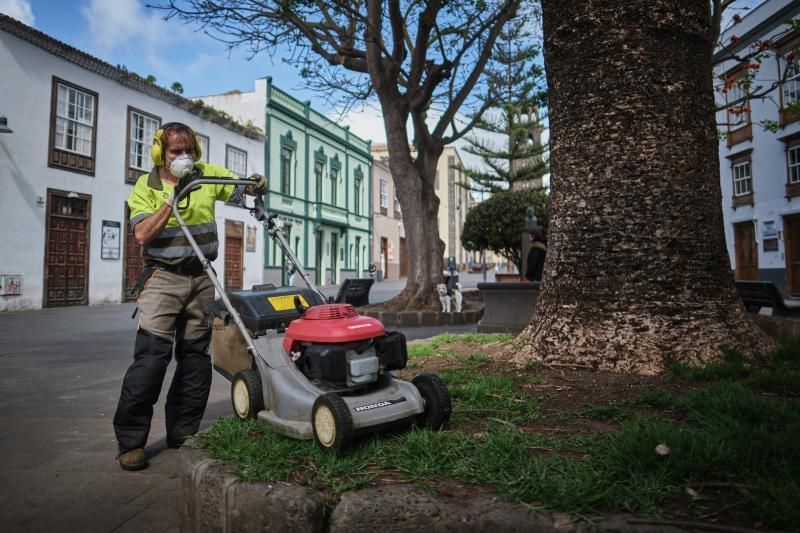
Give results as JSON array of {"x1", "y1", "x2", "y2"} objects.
[
  {"x1": 399, "y1": 237, "x2": 408, "y2": 278},
  {"x1": 44, "y1": 190, "x2": 91, "y2": 307},
  {"x1": 733, "y1": 222, "x2": 758, "y2": 281},
  {"x1": 785, "y1": 215, "x2": 800, "y2": 296},
  {"x1": 123, "y1": 204, "x2": 142, "y2": 301},
  {"x1": 225, "y1": 220, "x2": 244, "y2": 292}
]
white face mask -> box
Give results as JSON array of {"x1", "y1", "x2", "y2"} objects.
[{"x1": 168, "y1": 153, "x2": 195, "y2": 179}]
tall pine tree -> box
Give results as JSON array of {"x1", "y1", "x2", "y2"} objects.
[{"x1": 457, "y1": 13, "x2": 548, "y2": 194}]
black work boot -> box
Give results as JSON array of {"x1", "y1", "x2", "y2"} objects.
[{"x1": 118, "y1": 448, "x2": 148, "y2": 471}]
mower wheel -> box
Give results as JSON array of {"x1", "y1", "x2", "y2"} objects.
[
  {"x1": 312, "y1": 393, "x2": 353, "y2": 453},
  {"x1": 412, "y1": 373, "x2": 452, "y2": 430},
  {"x1": 231, "y1": 369, "x2": 264, "y2": 420}
]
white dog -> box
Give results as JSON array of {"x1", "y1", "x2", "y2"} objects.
[{"x1": 436, "y1": 282, "x2": 463, "y2": 313}]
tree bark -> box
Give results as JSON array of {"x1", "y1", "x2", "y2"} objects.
[{"x1": 516, "y1": 0, "x2": 773, "y2": 374}]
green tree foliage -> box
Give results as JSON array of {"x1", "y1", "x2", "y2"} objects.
[
  {"x1": 461, "y1": 188, "x2": 548, "y2": 272},
  {"x1": 171, "y1": 82, "x2": 185, "y2": 94},
  {"x1": 457, "y1": 12, "x2": 548, "y2": 193}
]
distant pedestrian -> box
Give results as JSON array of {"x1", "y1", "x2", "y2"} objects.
[
  {"x1": 525, "y1": 230, "x2": 546, "y2": 282},
  {"x1": 448, "y1": 256, "x2": 456, "y2": 276},
  {"x1": 288, "y1": 264, "x2": 298, "y2": 287}
]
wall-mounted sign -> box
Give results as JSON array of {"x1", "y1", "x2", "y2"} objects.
[
  {"x1": 762, "y1": 220, "x2": 777, "y2": 238},
  {"x1": 763, "y1": 239, "x2": 779, "y2": 252},
  {"x1": 1, "y1": 274, "x2": 22, "y2": 295},
  {"x1": 101, "y1": 220, "x2": 121, "y2": 260},
  {"x1": 246, "y1": 225, "x2": 257, "y2": 253}
]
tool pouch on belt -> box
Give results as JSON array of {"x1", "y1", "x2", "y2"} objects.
[{"x1": 130, "y1": 266, "x2": 158, "y2": 319}]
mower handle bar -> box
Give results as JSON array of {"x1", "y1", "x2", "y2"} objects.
[{"x1": 171, "y1": 176, "x2": 327, "y2": 303}]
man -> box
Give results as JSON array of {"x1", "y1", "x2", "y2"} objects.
[
  {"x1": 113, "y1": 122, "x2": 267, "y2": 471},
  {"x1": 525, "y1": 230, "x2": 547, "y2": 282}
]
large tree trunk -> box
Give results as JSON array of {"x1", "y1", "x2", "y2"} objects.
[
  {"x1": 377, "y1": 96, "x2": 445, "y2": 311},
  {"x1": 516, "y1": 0, "x2": 773, "y2": 374}
]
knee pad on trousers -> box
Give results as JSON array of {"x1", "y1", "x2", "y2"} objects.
[
  {"x1": 113, "y1": 329, "x2": 174, "y2": 452},
  {"x1": 176, "y1": 331, "x2": 211, "y2": 358}
]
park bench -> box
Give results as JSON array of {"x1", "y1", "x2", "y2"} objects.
[
  {"x1": 334, "y1": 278, "x2": 374, "y2": 307},
  {"x1": 734, "y1": 280, "x2": 800, "y2": 318}
]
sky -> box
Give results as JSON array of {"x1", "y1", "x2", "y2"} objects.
[{"x1": 0, "y1": 0, "x2": 393, "y2": 143}]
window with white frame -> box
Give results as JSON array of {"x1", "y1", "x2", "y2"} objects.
[
  {"x1": 197, "y1": 134, "x2": 209, "y2": 162},
  {"x1": 727, "y1": 80, "x2": 749, "y2": 128},
  {"x1": 733, "y1": 159, "x2": 752, "y2": 196},
  {"x1": 784, "y1": 61, "x2": 800, "y2": 106},
  {"x1": 226, "y1": 145, "x2": 247, "y2": 178},
  {"x1": 55, "y1": 82, "x2": 95, "y2": 156},
  {"x1": 380, "y1": 180, "x2": 388, "y2": 210},
  {"x1": 789, "y1": 143, "x2": 800, "y2": 184},
  {"x1": 129, "y1": 110, "x2": 159, "y2": 172}
]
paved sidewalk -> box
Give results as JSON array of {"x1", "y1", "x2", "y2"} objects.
[{"x1": 0, "y1": 302, "x2": 475, "y2": 533}]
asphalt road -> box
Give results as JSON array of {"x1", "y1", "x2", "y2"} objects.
[{"x1": 0, "y1": 273, "x2": 486, "y2": 532}]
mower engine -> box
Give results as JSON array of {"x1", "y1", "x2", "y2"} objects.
[{"x1": 283, "y1": 304, "x2": 408, "y2": 390}]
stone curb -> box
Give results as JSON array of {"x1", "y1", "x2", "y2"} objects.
[{"x1": 178, "y1": 440, "x2": 690, "y2": 533}]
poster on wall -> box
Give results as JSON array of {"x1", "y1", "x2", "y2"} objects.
[
  {"x1": 762, "y1": 220, "x2": 777, "y2": 239},
  {"x1": 246, "y1": 226, "x2": 257, "y2": 252},
  {"x1": 101, "y1": 220, "x2": 121, "y2": 260},
  {"x1": 1, "y1": 274, "x2": 22, "y2": 296}
]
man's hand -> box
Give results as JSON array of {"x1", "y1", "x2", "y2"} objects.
[{"x1": 245, "y1": 174, "x2": 268, "y2": 196}]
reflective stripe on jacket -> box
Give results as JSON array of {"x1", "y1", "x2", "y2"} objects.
[{"x1": 127, "y1": 163, "x2": 238, "y2": 266}]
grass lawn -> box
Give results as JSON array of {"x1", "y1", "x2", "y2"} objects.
[{"x1": 202, "y1": 333, "x2": 800, "y2": 530}]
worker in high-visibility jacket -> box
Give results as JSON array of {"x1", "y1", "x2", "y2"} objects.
[{"x1": 114, "y1": 122, "x2": 267, "y2": 471}]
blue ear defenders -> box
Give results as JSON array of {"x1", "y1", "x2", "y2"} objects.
[{"x1": 150, "y1": 122, "x2": 202, "y2": 166}]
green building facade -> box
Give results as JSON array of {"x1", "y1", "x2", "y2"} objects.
[{"x1": 263, "y1": 78, "x2": 372, "y2": 287}]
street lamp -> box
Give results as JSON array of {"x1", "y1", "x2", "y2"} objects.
[{"x1": 0, "y1": 117, "x2": 12, "y2": 134}]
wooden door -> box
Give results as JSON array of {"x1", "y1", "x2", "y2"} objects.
[
  {"x1": 45, "y1": 190, "x2": 90, "y2": 307},
  {"x1": 123, "y1": 204, "x2": 143, "y2": 301},
  {"x1": 785, "y1": 216, "x2": 800, "y2": 296},
  {"x1": 399, "y1": 237, "x2": 408, "y2": 278},
  {"x1": 225, "y1": 220, "x2": 243, "y2": 292},
  {"x1": 733, "y1": 222, "x2": 758, "y2": 281},
  {"x1": 380, "y1": 237, "x2": 389, "y2": 279}
]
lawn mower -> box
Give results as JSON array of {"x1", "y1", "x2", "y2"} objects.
[{"x1": 172, "y1": 176, "x2": 451, "y2": 453}]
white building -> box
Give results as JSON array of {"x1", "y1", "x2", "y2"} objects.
[
  {"x1": 0, "y1": 14, "x2": 265, "y2": 311},
  {"x1": 371, "y1": 145, "x2": 472, "y2": 270},
  {"x1": 716, "y1": 0, "x2": 800, "y2": 296}
]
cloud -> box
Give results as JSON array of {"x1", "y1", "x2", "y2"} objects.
[
  {"x1": 79, "y1": 0, "x2": 195, "y2": 75},
  {"x1": 329, "y1": 102, "x2": 387, "y2": 145},
  {"x1": 0, "y1": 0, "x2": 34, "y2": 25}
]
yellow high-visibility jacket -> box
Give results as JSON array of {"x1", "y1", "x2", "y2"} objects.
[{"x1": 127, "y1": 163, "x2": 238, "y2": 266}]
